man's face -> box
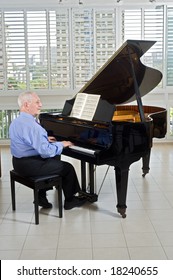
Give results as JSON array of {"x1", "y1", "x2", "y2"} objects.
[{"x1": 26, "y1": 93, "x2": 42, "y2": 117}]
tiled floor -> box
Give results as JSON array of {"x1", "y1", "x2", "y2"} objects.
[{"x1": 0, "y1": 143, "x2": 173, "y2": 260}]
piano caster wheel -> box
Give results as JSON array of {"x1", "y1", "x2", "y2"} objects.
[
  {"x1": 142, "y1": 169, "x2": 149, "y2": 177},
  {"x1": 117, "y1": 208, "x2": 126, "y2": 218},
  {"x1": 122, "y1": 213, "x2": 126, "y2": 218}
]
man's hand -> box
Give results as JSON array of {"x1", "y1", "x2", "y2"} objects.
[
  {"x1": 62, "y1": 141, "x2": 74, "y2": 147},
  {"x1": 48, "y1": 137, "x2": 74, "y2": 147}
]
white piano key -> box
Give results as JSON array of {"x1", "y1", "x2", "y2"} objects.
[{"x1": 69, "y1": 145, "x2": 95, "y2": 155}]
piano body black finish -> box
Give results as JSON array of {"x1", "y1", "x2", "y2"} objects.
[{"x1": 40, "y1": 40, "x2": 167, "y2": 218}]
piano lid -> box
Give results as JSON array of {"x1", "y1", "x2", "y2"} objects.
[{"x1": 79, "y1": 40, "x2": 162, "y2": 105}]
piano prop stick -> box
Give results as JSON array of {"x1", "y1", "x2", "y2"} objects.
[{"x1": 40, "y1": 40, "x2": 167, "y2": 218}]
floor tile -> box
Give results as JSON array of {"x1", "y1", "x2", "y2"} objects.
[
  {"x1": 23, "y1": 235, "x2": 59, "y2": 250},
  {"x1": 93, "y1": 247, "x2": 130, "y2": 260},
  {"x1": 124, "y1": 232, "x2": 161, "y2": 247},
  {"x1": 20, "y1": 249, "x2": 56, "y2": 260},
  {"x1": 92, "y1": 233, "x2": 126, "y2": 248},
  {"x1": 58, "y1": 234, "x2": 92, "y2": 249},
  {"x1": 0, "y1": 250, "x2": 21, "y2": 260},
  {"x1": 0, "y1": 235, "x2": 26, "y2": 250},
  {"x1": 128, "y1": 246, "x2": 167, "y2": 260},
  {"x1": 56, "y1": 248, "x2": 92, "y2": 260},
  {"x1": 163, "y1": 246, "x2": 173, "y2": 260}
]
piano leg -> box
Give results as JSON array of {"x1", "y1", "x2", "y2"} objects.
[
  {"x1": 81, "y1": 160, "x2": 87, "y2": 192},
  {"x1": 89, "y1": 163, "x2": 95, "y2": 194},
  {"x1": 115, "y1": 166, "x2": 129, "y2": 218},
  {"x1": 142, "y1": 149, "x2": 151, "y2": 177},
  {"x1": 80, "y1": 161, "x2": 98, "y2": 203}
]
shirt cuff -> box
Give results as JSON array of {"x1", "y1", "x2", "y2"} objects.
[{"x1": 57, "y1": 141, "x2": 64, "y2": 154}]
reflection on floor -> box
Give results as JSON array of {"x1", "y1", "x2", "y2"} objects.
[{"x1": 0, "y1": 143, "x2": 173, "y2": 260}]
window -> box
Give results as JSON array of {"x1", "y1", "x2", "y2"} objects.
[
  {"x1": 167, "y1": 7, "x2": 173, "y2": 86},
  {"x1": 27, "y1": 11, "x2": 48, "y2": 89},
  {"x1": 0, "y1": 110, "x2": 19, "y2": 138},
  {"x1": 4, "y1": 11, "x2": 26, "y2": 90},
  {"x1": 0, "y1": 12, "x2": 4, "y2": 91},
  {"x1": 122, "y1": 9, "x2": 142, "y2": 40},
  {"x1": 95, "y1": 10, "x2": 116, "y2": 70},
  {"x1": 122, "y1": 6, "x2": 164, "y2": 86},
  {"x1": 54, "y1": 10, "x2": 71, "y2": 88},
  {"x1": 72, "y1": 9, "x2": 94, "y2": 87},
  {"x1": 1, "y1": 10, "x2": 72, "y2": 91},
  {"x1": 0, "y1": 5, "x2": 170, "y2": 93}
]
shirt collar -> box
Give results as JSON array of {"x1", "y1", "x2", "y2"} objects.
[{"x1": 20, "y1": 112, "x2": 36, "y2": 120}]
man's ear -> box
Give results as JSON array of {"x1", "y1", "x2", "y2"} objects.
[
  {"x1": 22, "y1": 101, "x2": 30, "y2": 112},
  {"x1": 24, "y1": 101, "x2": 29, "y2": 108}
]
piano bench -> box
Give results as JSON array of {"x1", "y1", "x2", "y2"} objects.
[{"x1": 10, "y1": 170, "x2": 63, "y2": 225}]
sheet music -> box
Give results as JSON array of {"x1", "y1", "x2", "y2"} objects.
[{"x1": 70, "y1": 93, "x2": 100, "y2": 121}]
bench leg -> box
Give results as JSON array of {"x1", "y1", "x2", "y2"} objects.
[
  {"x1": 34, "y1": 189, "x2": 39, "y2": 225},
  {"x1": 58, "y1": 184, "x2": 63, "y2": 218},
  {"x1": 10, "y1": 177, "x2": 16, "y2": 211}
]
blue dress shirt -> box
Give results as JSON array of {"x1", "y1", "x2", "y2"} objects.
[{"x1": 9, "y1": 112, "x2": 64, "y2": 158}]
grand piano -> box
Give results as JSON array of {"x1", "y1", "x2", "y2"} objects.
[{"x1": 39, "y1": 40, "x2": 167, "y2": 218}]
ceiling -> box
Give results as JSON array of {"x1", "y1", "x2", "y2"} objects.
[{"x1": 0, "y1": 0, "x2": 172, "y2": 9}]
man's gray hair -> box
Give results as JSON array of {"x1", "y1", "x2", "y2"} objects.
[{"x1": 17, "y1": 91, "x2": 34, "y2": 108}]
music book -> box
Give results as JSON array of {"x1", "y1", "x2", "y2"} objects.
[{"x1": 70, "y1": 92, "x2": 101, "y2": 121}]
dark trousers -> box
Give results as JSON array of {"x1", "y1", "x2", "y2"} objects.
[{"x1": 12, "y1": 156, "x2": 81, "y2": 201}]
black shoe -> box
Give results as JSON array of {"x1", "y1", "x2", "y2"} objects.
[
  {"x1": 38, "y1": 196, "x2": 53, "y2": 209},
  {"x1": 64, "y1": 196, "x2": 87, "y2": 210}
]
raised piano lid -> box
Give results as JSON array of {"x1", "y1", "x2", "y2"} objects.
[{"x1": 79, "y1": 39, "x2": 162, "y2": 105}]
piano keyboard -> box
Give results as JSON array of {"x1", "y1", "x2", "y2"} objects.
[{"x1": 69, "y1": 145, "x2": 96, "y2": 155}]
